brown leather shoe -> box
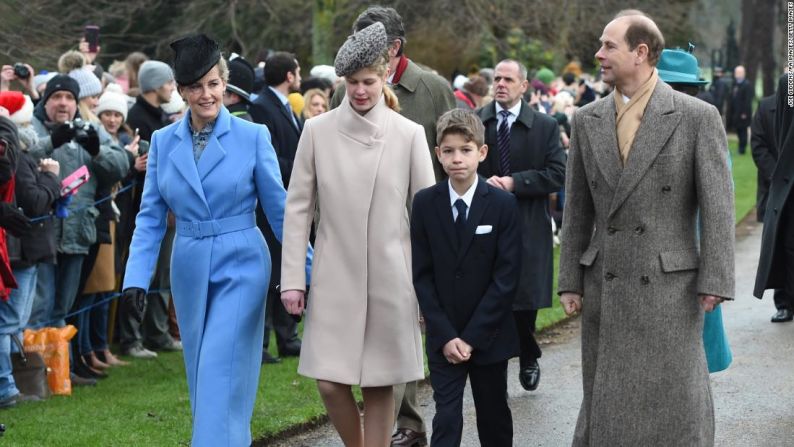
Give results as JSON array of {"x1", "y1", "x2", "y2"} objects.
[{"x1": 391, "y1": 428, "x2": 428, "y2": 447}]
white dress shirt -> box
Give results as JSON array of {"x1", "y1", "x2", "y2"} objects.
[
  {"x1": 448, "y1": 178, "x2": 478, "y2": 221},
  {"x1": 495, "y1": 101, "x2": 522, "y2": 130}
]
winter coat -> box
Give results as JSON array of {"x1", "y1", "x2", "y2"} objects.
[
  {"x1": 29, "y1": 104, "x2": 130, "y2": 255},
  {"x1": 477, "y1": 100, "x2": 566, "y2": 310},
  {"x1": 281, "y1": 96, "x2": 436, "y2": 386},
  {"x1": 559, "y1": 81, "x2": 735, "y2": 446}
]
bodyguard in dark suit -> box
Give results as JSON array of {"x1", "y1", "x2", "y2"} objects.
[
  {"x1": 249, "y1": 51, "x2": 303, "y2": 360},
  {"x1": 728, "y1": 65, "x2": 754, "y2": 155},
  {"x1": 755, "y1": 74, "x2": 794, "y2": 318},
  {"x1": 476, "y1": 59, "x2": 566, "y2": 391},
  {"x1": 412, "y1": 109, "x2": 520, "y2": 447},
  {"x1": 750, "y1": 92, "x2": 793, "y2": 321}
]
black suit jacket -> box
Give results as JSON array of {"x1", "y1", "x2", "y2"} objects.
[
  {"x1": 411, "y1": 179, "x2": 520, "y2": 365},
  {"x1": 250, "y1": 87, "x2": 304, "y2": 289},
  {"x1": 729, "y1": 79, "x2": 754, "y2": 128},
  {"x1": 751, "y1": 94, "x2": 777, "y2": 220},
  {"x1": 249, "y1": 87, "x2": 302, "y2": 187}
]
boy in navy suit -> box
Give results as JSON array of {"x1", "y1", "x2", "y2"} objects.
[{"x1": 411, "y1": 109, "x2": 520, "y2": 446}]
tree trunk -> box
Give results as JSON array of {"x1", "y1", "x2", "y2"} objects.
[
  {"x1": 312, "y1": 0, "x2": 342, "y2": 66},
  {"x1": 739, "y1": 0, "x2": 778, "y2": 95}
]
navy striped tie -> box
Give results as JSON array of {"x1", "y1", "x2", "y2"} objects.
[{"x1": 497, "y1": 110, "x2": 511, "y2": 175}]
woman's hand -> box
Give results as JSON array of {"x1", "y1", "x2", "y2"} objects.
[
  {"x1": 281, "y1": 289, "x2": 305, "y2": 315},
  {"x1": 125, "y1": 134, "x2": 140, "y2": 156}
]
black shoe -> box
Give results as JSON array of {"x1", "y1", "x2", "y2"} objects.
[
  {"x1": 279, "y1": 343, "x2": 301, "y2": 357},
  {"x1": 519, "y1": 361, "x2": 541, "y2": 391},
  {"x1": 261, "y1": 350, "x2": 282, "y2": 364},
  {"x1": 771, "y1": 309, "x2": 794, "y2": 323},
  {"x1": 70, "y1": 372, "x2": 97, "y2": 387},
  {"x1": 74, "y1": 359, "x2": 107, "y2": 380}
]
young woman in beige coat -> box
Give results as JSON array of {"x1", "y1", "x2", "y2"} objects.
[{"x1": 280, "y1": 23, "x2": 435, "y2": 447}]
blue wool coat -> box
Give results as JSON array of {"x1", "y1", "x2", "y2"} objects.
[{"x1": 123, "y1": 106, "x2": 304, "y2": 446}]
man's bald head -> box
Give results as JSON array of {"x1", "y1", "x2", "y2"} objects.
[{"x1": 611, "y1": 10, "x2": 665, "y2": 66}]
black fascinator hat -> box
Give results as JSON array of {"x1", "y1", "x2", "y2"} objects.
[{"x1": 170, "y1": 34, "x2": 221, "y2": 85}]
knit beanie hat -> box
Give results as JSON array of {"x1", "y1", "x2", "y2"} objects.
[
  {"x1": 95, "y1": 84, "x2": 129, "y2": 122},
  {"x1": 69, "y1": 68, "x2": 103, "y2": 99},
  {"x1": 0, "y1": 91, "x2": 26, "y2": 116},
  {"x1": 42, "y1": 74, "x2": 80, "y2": 105},
  {"x1": 535, "y1": 68, "x2": 555, "y2": 86},
  {"x1": 138, "y1": 61, "x2": 174, "y2": 93},
  {"x1": 33, "y1": 72, "x2": 57, "y2": 92}
]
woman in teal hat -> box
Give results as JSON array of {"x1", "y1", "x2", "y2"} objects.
[{"x1": 657, "y1": 47, "x2": 733, "y2": 374}]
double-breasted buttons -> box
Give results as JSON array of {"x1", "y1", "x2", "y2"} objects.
[
  {"x1": 523, "y1": 179, "x2": 531, "y2": 185},
  {"x1": 640, "y1": 275, "x2": 650, "y2": 285},
  {"x1": 662, "y1": 185, "x2": 672, "y2": 193},
  {"x1": 634, "y1": 225, "x2": 645, "y2": 235},
  {"x1": 455, "y1": 270, "x2": 463, "y2": 279},
  {"x1": 590, "y1": 180, "x2": 597, "y2": 189},
  {"x1": 605, "y1": 272, "x2": 616, "y2": 281},
  {"x1": 607, "y1": 226, "x2": 618, "y2": 235}
]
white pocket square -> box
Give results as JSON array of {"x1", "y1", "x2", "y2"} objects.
[{"x1": 475, "y1": 225, "x2": 492, "y2": 235}]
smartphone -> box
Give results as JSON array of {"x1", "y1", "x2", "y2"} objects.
[{"x1": 84, "y1": 25, "x2": 100, "y2": 53}]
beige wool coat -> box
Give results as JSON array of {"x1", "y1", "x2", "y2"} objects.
[
  {"x1": 281, "y1": 95, "x2": 436, "y2": 386},
  {"x1": 559, "y1": 81, "x2": 735, "y2": 446}
]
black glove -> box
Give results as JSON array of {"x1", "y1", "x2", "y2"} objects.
[
  {"x1": 50, "y1": 123, "x2": 75, "y2": 148},
  {"x1": 82, "y1": 126, "x2": 100, "y2": 157},
  {"x1": 122, "y1": 287, "x2": 147, "y2": 323},
  {"x1": 0, "y1": 203, "x2": 31, "y2": 237}
]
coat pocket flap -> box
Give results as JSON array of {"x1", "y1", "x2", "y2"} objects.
[
  {"x1": 579, "y1": 246, "x2": 599, "y2": 266},
  {"x1": 659, "y1": 249, "x2": 700, "y2": 272}
]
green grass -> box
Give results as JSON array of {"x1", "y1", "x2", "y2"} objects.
[{"x1": 3, "y1": 137, "x2": 757, "y2": 445}]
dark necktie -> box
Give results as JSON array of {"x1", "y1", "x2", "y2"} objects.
[
  {"x1": 497, "y1": 110, "x2": 511, "y2": 176},
  {"x1": 454, "y1": 198, "x2": 468, "y2": 241}
]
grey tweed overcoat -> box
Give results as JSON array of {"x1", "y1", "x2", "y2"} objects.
[{"x1": 558, "y1": 81, "x2": 735, "y2": 446}]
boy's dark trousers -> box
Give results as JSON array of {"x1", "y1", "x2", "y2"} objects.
[{"x1": 429, "y1": 359, "x2": 512, "y2": 447}]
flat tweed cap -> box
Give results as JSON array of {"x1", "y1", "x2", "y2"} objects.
[
  {"x1": 334, "y1": 22, "x2": 388, "y2": 78},
  {"x1": 170, "y1": 34, "x2": 221, "y2": 85}
]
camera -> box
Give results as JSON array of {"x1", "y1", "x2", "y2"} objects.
[
  {"x1": 13, "y1": 63, "x2": 30, "y2": 80},
  {"x1": 67, "y1": 118, "x2": 92, "y2": 146}
]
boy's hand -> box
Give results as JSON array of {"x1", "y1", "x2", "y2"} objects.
[{"x1": 443, "y1": 338, "x2": 472, "y2": 364}]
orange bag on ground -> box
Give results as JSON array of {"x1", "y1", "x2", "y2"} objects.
[{"x1": 23, "y1": 326, "x2": 78, "y2": 396}]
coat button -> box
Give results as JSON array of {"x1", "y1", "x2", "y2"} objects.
[
  {"x1": 607, "y1": 226, "x2": 618, "y2": 235},
  {"x1": 634, "y1": 225, "x2": 645, "y2": 235},
  {"x1": 605, "y1": 272, "x2": 616, "y2": 281},
  {"x1": 455, "y1": 271, "x2": 462, "y2": 279},
  {"x1": 524, "y1": 179, "x2": 530, "y2": 185},
  {"x1": 640, "y1": 275, "x2": 650, "y2": 285},
  {"x1": 662, "y1": 185, "x2": 671, "y2": 192},
  {"x1": 590, "y1": 181, "x2": 597, "y2": 189}
]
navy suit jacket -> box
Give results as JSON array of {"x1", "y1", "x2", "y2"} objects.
[
  {"x1": 411, "y1": 178, "x2": 521, "y2": 365},
  {"x1": 249, "y1": 87, "x2": 302, "y2": 187}
]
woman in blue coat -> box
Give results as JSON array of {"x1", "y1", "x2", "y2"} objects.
[{"x1": 122, "y1": 34, "x2": 308, "y2": 446}]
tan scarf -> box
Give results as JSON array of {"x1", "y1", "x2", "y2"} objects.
[{"x1": 614, "y1": 69, "x2": 658, "y2": 165}]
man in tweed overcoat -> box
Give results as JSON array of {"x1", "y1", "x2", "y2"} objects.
[{"x1": 558, "y1": 10, "x2": 735, "y2": 446}]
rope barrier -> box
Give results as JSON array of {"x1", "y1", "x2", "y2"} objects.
[
  {"x1": 31, "y1": 288, "x2": 170, "y2": 329},
  {"x1": 29, "y1": 180, "x2": 138, "y2": 223}
]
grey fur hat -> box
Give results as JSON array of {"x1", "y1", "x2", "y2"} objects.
[{"x1": 334, "y1": 22, "x2": 388, "y2": 77}]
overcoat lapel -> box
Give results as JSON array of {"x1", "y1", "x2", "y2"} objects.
[
  {"x1": 456, "y1": 180, "x2": 489, "y2": 265},
  {"x1": 583, "y1": 96, "x2": 622, "y2": 191},
  {"x1": 197, "y1": 107, "x2": 230, "y2": 181},
  {"x1": 608, "y1": 82, "x2": 681, "y2": 218},
  {"x1": 169, "y1": 114, "x2": 210, "y2": 213}
]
